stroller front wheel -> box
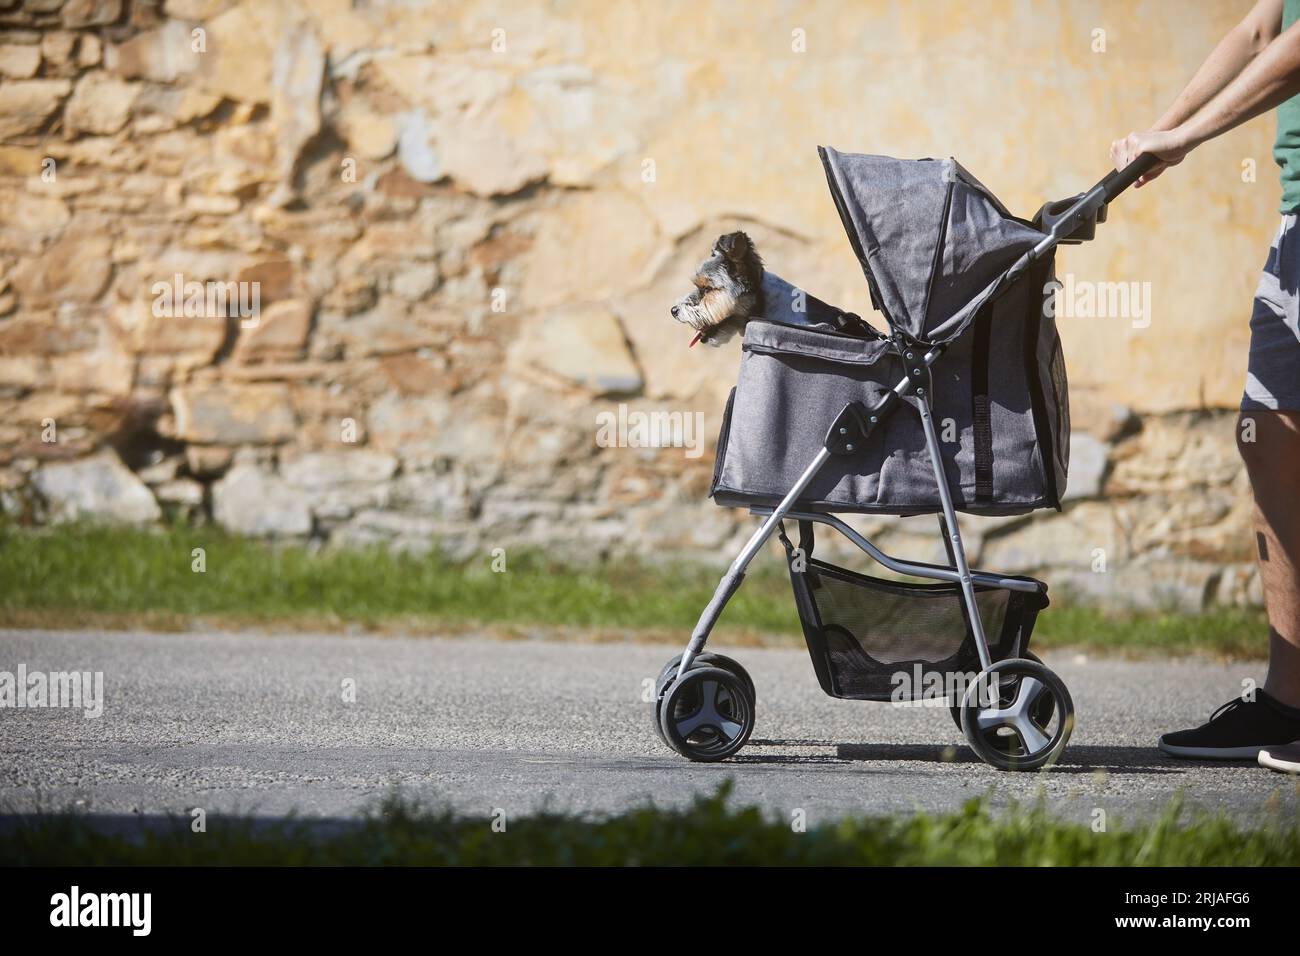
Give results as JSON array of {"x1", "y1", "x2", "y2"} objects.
[
  {"x1": 659, "y1": 665, "x2": 756, "y2": 762},
  {"x1": 959, "y1": 658, "x2": 1074, "y2": 771},
  {"x1": 653, "y1": 652, "x2": 755, "y2": 748},
  {"x1": 655, "y1": 652, "x2": 755, "y2": 699}
]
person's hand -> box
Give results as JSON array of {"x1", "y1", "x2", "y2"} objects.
[{"x1": 1109, "y1": 128, "x2": 1195, "y2": 187}]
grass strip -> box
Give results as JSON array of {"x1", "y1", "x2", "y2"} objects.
[
  {"x1": 3, "y1": 784, "x2": 1298, "y2": 866},
  {"x1": 0, "y1": 523, "x2": 1268, "y2": 657}
]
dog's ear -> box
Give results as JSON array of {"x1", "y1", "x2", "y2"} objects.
[{"x1": 713, "y1": 231, "x2": 752, "y2": 263}]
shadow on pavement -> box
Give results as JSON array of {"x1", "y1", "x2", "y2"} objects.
[{"x1": 737, "y1": 739, "x2": 1201, "y2": 774}]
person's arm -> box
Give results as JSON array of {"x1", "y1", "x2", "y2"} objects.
[
  {"x1": 1111, "y1": 0, "x2": 1285, "y2": 185},
  {"x1": 1153, "y1": 0, "x2": 1283, "y2": 131}
]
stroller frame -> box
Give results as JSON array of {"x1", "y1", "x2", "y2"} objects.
[
  {"x1": 660, "y1": 154, "x2": 1158, "y2": 770},
  {"x1": 675, "y1": 340, "x2": 1010, "y2": 676}
]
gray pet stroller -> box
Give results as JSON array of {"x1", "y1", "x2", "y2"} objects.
[{"x1": 653, "y1": 147, "x2": 1157, "y2": 770}]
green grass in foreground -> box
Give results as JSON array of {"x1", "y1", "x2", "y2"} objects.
[
  {"x1": 0, "y1": 523, "x2": 1269, "y2": 656},
  {"x1": 3, "y1": 785, "x2": 1298, "y2": 866}
]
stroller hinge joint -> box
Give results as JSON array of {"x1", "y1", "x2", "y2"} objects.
[
  {"x1": 824, "y1": 396, "x2": 894, "y2": 456},
  {"x1": 905, "y1": 354, "x2": 933, "y2": 397}
]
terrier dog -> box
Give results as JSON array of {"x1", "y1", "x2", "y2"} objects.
[
  {"x1": 670, "y1": 232, "x2": 765, "y2": 348},
  {"x1": 671, "y1": 231, "x2": 875, "y2": 347}
]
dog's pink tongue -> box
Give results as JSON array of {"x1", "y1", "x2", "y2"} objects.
[{"x1": 689, "y1": 331, "x2": 703, "y2": 348}]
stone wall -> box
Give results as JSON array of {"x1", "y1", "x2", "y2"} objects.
[{"x1": 0, "y1": 0, "x2": 1281, "y2": 610}]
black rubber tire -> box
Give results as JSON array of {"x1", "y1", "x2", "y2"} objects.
[
  {"x1": 655, "y1": 652, "x2": 754, "y2": 699},
  {"x1": 659, "y1": 665, "x2": 756, "y2": 762},
  {"x1": 652, "y1": 653, "x2": 753, "y2": 749},
  {"x1": 959, "y1": 658, "x2": 1074, "y2": 771},
  {"x1": 948, "y1": 650, "x2": 1050, "y2": 733}
]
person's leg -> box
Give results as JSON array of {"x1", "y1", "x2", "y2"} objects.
[
  {"x1": 1158, "y1": 216, "x2": 1300, "y2": 759},
  {"x1": 1157, "y1": 415, "x2": 1300, "y2": 756},
  {"x1": 1242, "y1": 411, "x2": 1300, "y2": 773},
  {"x1": 1238, "y1": 409, "x2": 1300, "y2": 709}
]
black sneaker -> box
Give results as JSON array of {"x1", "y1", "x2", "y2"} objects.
[{"x1": 1158, "y1": 692, "x2": 1300, "y2": 760}]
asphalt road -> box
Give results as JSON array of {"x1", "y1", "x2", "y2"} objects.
[{"x1": 1, "y1": 628, "x2": 1298, "y2": 827}]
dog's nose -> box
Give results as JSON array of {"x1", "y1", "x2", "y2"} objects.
[{"x1": 670, "y1": 305, "x2": 679, "y2": 318}]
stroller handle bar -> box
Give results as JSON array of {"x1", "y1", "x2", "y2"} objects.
[
  {"x1": 1033, "y1": 152, "x2": 1158, "y2": 249},
  {"x1": 1100, "y1": 152, "x2": 1160, "y2": 203}
]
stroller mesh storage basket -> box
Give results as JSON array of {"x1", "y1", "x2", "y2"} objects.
[{"x1": 780, "y1": 525, "x2": 1048, "y2": 701}]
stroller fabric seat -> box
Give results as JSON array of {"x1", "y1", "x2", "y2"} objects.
[{"x1": 709, "y1": 149, "x2": 1070, "y2": 516}]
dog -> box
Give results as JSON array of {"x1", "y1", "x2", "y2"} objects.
[
  {"x1": 671, "y1": 231, "x2": 875, "y2": 347},
  {"x1": 670, "y1": 231, "x2": 765, "y2": 348}
]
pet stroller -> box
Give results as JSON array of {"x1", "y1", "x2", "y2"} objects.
[{"x1": 653, "y1": 147, "x2": 1156, "y2": 770}]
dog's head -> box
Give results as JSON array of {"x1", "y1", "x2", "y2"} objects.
[{"x1": 670, "y1": 231, "x2": 764, "y2": 347}]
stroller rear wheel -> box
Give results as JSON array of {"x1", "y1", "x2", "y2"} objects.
[
  {"x1": 659, "y1": 665, "x2": 756, "y2": 762},
  {"x1": 948, "y1": 651, "x2": 1051, "y2": 733},
  {"x1": 959, "y1": 658, "x2": 1073, "y2": 771}
]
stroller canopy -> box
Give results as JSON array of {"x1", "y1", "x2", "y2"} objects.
[{"x1": 819, "y1": 147, "x2": 1046, "y2": 345}]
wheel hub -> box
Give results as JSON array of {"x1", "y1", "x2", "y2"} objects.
[
  {"x1": 673, "y1": 679, "x2": 744, "y2": 741},
  {"x1": 974, "y1": 675, "x2": 1051, "y2": 755}
]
